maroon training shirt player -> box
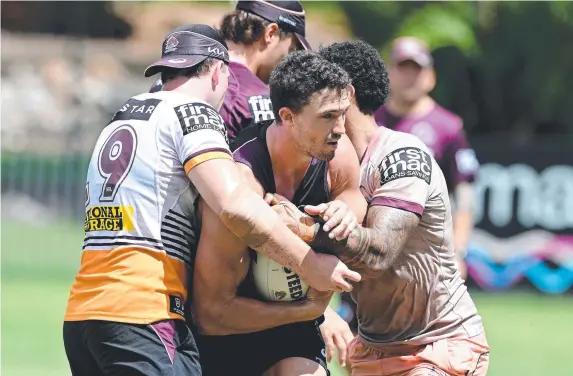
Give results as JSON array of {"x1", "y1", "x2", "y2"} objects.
[
  {"x1": 219, "y1": 0, "x2": 311, "y2": 142},
  {"x1": 375, "y1": 37, "x2": 480, "y2": 278}
]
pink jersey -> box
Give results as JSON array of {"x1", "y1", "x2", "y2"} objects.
[{"x1": 354, "y1": 126, "x2": 484, "y2": 347}]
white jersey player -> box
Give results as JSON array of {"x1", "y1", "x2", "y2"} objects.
[{"x1": 63, "y1": 24, "x2": 360, "y2": 376}]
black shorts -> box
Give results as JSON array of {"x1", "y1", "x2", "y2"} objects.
[
  {"x1": 197, "y1": 318, "x2": 329, "y2": 376},
  {"x1": 63, "y1": 319, "x2": 201, "y2": 376}
]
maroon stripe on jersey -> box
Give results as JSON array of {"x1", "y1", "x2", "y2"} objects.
[{"x1": 371, "y1": 196, "x2": 424, "y2": 216}]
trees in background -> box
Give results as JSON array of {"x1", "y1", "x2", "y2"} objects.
[{"x1": 336, "y1": 1, "x2": 573, "y2": 141}]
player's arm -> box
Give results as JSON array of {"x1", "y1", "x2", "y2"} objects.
[
  {"x1": 168, "y1": 104, "x2": 360, "y2": 292},
  {"x1": 324, "y1": 135, "x2": 368, "y2": 236},
  {"x1": 280, "y1": 145, "x2": 431, "y2": 277},
  {"x1": 193, "y1": 195, "x2": 330, "y2": 335},
  {"x1": 446, "y1": 128, "x2": 479, "y2": 256}
]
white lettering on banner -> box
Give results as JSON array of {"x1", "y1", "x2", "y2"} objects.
[{"x1": 473, "y1": 163, "x2": 573, "y2": 230}]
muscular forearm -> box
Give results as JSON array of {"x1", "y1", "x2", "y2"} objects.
[
  {"x1": 197, "y1": 297, "x2": 315, "y2": 335},
  {"x1": 219, "y1": 185, "x2": 316, "y2": 278},
  {"x1": 311, "y1": 206, "x2": 419, "y2": 276},
  {"x1": 312, "y1": 225, "x2": 391, "y2": 275}
]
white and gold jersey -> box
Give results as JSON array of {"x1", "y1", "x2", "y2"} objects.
[{"x1": 66, "y1": 90, "x2": 232, "y2": 324}]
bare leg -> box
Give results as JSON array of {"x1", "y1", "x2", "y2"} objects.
[{"x1": 263, "y1": 357, "x2": 328, "y2": 376}]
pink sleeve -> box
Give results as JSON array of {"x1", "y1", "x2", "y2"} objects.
[{"x1": 370, "y1": 146, "x2": 432, "y2": 216}]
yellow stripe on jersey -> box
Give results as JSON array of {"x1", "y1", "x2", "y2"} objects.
[
  {"x1": 184, "y1": 151, "x2": 233, "y2": 175},
  {"x1": 84, "y1": 205, "x2": 135, "y2": 232}
]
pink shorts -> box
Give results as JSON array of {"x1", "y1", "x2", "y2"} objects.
[{"x1": 349, "y1": 332, "x2": 489, "y2": 376}]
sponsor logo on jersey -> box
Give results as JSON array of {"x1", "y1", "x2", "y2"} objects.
[
  {"x1": 378, "y1": 147, "x2": 432, "y2": 185},
  {"x1": 283, "y1": 267, "x2": 305, "y2": 301},
  {"x1": 247, "y1": 95, "x2": 274, "y2": 123},
  {"x1": 84, "y1": 205, "x2": 135, "y2": 232},
  {"x1": 109, "y1": 98, "x2": 161, "y2": 123},
  {"x1": 169, "y1": 295, "x2": 186, "y2": 317},
  {"x1": 175, "y1": 102, "x2": 228, "y2": 143}
]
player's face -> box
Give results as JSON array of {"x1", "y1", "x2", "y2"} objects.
[
  {"x1": 389, "y1": 60, "x2": 434, "y2": 103},
  {"x1": 259, "y1": 33, "x2": 299, "y2": 83},
  {"x1": 289, "y1": 87, "x2": 352, "y2": 161}
]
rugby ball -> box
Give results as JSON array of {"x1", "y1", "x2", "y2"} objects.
[{"x1": 251, "y1": 252, "x2": 309, "y2": 302}]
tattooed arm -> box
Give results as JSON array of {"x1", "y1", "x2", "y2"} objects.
[{"x1": 312, "y1": 206, "x2": 420, "y2": 277}]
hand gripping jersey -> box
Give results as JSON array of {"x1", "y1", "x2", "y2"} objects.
[
  {"x1": 355, "y1": 127, "x2": 484, "y2": 347},
  {"x1": 65, "y1": 91, "x2": 232, "y2": 324}
]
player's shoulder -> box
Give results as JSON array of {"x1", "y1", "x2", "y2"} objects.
[
  {"x1": 384, "y1": 127, "x2": 432, "y2": 154},
  {"x1": 328, "y1": 134, "x2": 359, "y2": 171},
  {"x1": 427, "y1": 104, "x2": 464, "y2": 134}
]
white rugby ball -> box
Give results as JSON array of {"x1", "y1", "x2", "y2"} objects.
[{"x1": 251, "y1": 252, "x2": 309, "y2": 302}]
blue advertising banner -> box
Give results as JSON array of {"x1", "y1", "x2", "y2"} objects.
[{"x1": 468, "y1": 140, "x2": 573, "y2": 294}]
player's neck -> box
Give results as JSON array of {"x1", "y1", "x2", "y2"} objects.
[
  {"x1": 346, "y1": 110, "x2": 379, "y2": 162},
  {"x1": 386, "y1": 96, "x2": 435, "y2": 118},
  {"x1": 227, "y1": 41, "x2": 262, "y2": 79},
  {"x1": 266, "y1": 123, "x2": 313, "y2": 186},
  {"x1": 163, "y1": 77, "x2": 217, "y2": 108}
]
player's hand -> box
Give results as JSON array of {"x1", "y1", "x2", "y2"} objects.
[
  {"x1": 320, "y1": 306, "x2": 354, "y2": 367},
  {"x1": 266, "y1": 193, "x2": 320, "y2": 243},
  {"x1": 304, "y1": 200, "x2": 359, "y2": 241},
  {"x1": 305, "y1": 252, "x2": 361, "y2": 293}
]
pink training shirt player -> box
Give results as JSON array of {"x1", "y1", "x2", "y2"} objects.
[
  {"x1": 220, "y1": 61, "x2": 274, "y2": 142},
  {"x1": 356, "y1": 126, "x2": 484, "y2": 347},
  {"x1": 375, "y1": 105, "x2": 479, "y2": 192}
]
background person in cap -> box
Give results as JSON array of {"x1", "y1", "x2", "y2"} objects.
[
  {"x1": 375, "y1": 36, "x2": 480, "y2": 279},
  {"x1": 63, "y1": 24, "x2": 360, "y2": 376},
  {"x1": 219, "y1": 0, "x2": 311, "y2": 142}
]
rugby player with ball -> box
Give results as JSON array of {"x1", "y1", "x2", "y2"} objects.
[{"x1": 192, "y1": 51, "x2": 367, "y2": 376}]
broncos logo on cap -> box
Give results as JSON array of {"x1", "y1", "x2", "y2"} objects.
[{"x1": 164, "y1": 36, "x2": 179, "y2": 54}]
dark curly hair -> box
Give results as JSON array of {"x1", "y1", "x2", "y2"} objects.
[
  {"x1": 269, "y1": 51, "x2": 351, "y2": 122},
  {"x1": 318, "y1": 40, "x2": 390, "y2": 115}
]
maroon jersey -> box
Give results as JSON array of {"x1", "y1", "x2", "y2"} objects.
[
  {"x1": 220, "y1": 62, "x2": 274, "y2": 141},
  {"x1": 375, "y1": 104, "x2": 479, "y2": 191}
]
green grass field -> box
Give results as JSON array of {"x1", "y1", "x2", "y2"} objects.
[{"x1": 2, "y1": 221, "x2": 572, "y2": 376}]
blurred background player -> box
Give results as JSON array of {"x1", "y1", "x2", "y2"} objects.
[
  {"x1": 193, "y1": 52, "x2": 365, "y2": 376},
  {"x1": 375, "y1": 37, "x2": 480, "y2": 279},
  {"x1": 219, "y1": 0, "x2": 311, "y2": 141},
  {"x1": 63, "y1": 24, "x2": 360, "y2": 376}
]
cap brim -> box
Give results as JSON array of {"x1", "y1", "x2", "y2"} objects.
[
  {"x1": 144, "y1": 55, "x2": 208, "y2": 77},
  {"x1": 295, "y1": 33, "x2": 312, "y2": 51},
  {"x1": 392, "y1": 52, "x2": 432, "y2": 67}
]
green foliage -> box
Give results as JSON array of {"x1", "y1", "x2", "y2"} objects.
[{"x1": 338, "y1": 1, "x2": 573, "y2": 140}]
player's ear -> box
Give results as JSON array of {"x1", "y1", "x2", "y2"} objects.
[
  {"x1": 264, "y1": 23, "x2": 281, "y2": 46},
  {"x1": 422, "y1": 67, "x2": 436, "y2": 93},
  {"x1": 211, "y1": 61, "x2": 221, "y2": 89},
  {"x1": 347, "y1": 84, "x2": 356, "y2": 101},
  {"x1": 278, "y1": 107, "x2": 295, "y2": 127}
]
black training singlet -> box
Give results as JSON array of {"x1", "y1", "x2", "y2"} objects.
[
  {"x1": 231, "y1": 121, "x2": 331, "y2": 313},
  {"x1": 232, "y1": 121, "x2": 331, "y2": 207}
]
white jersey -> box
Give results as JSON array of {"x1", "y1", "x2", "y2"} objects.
[{"x1": 66, "y1": 90, "x2": 233, "y2": 324}]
